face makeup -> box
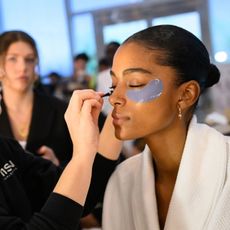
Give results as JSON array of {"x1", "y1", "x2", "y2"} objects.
[
  {"x1": 126, "y1": 79, "x2": 163, "y2": 102},
  {"x1": 102, "y1": 79, "x2": 163, "y2": 102}
]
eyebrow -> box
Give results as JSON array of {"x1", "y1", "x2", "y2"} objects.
[
  {"x1": 6, "y1": 53, "x2": 35, "y2": 57},
  {"x1": 110, "y1": 68, "x2": 152, "y2": 77}
]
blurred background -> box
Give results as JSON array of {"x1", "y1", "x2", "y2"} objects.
[{"x1": 0, "y1": 0, "x2": 229, "y2": 126}]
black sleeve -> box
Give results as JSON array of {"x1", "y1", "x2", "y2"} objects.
[
  {"x1": 21, "y1": 151, "x2": 117, "y2": 214},
  {"x1": 0, "y1": 139, "x2": 117, "y2": 229},
  {"x1": 20, "y1": 150, "x2": 63, "y2": 212},
  {"x1": 83, "y1": 153, "x2": 117, "y2": 216},
  {"x1": 0, "y1": 139, "x2": 82, "y2": 230},
  {"x1": 32, "y1": 193, "x2": 83, "y2": 230},
  {"x1": 0, "y1": 190, "x2": 83, "y2": 230}
]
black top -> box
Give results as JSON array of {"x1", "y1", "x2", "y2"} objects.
[
  {"x1": 0, "y1": 137, "x2": 116, "y2": 230},
  {"x1": 0, "y1": 89, "x2": 73, "y2": 165}
]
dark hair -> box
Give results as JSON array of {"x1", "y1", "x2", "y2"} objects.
[
  {"x1": 105, "y1": 41, "x2": 120, "y2": 66},
  {"x1": 0, "y1": 30, "x2": 39, "y2": 61},
  {"x1": 124, "y1": 25, "x2": 220, "y2": 93},
  {"x1": 99, "y1": 57, "x2": 110, "y2": 67},
  {"x1": 74, "y1": 53, "x2": 89, "y2": 62},
  {"x1": 106, "y1": 41, "x2": 120, "y2": 48}
]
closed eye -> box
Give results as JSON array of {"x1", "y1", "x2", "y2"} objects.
[{"x1": 129, "y1": 84, "x2": 145, "y2": 88}]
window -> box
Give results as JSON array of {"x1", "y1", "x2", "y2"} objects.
[
  {"x1": 209, "y1": 0, "x2": 230, "y2": 63},
  {"x1": 1, "y1": 0, "x2": 72, "y2": 77},
  {"x1": 153, "y1": 12, "x2": 201, "y2": 40},
  {"x1": 71, "y1": 13, "x2": 97, "y2": 74},
  {"x1": 70, "y1": 0, "x2": 142, "y2": 12},
  {"x1": 103, "y1": 20, "x2": 147, "y2": 44}
]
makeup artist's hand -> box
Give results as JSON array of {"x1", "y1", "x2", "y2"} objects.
[
  {"x1": 64, "y1": 89, "x2": 104, "y2": 158},
  {"x1": 54, "y1": 89, "x2": 103, "y2": 205}
]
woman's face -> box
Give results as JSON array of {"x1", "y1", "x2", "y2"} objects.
[
  {"x1": 1, "y1": 41, "x2": 37, "y2": 92},
  {"x1": 109, "y1": 42, "x2": 181, "y2": 140}
]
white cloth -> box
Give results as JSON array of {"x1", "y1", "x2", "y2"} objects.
[{"x1": 102, "y1": 117, "x2": 230, "y2": 230}]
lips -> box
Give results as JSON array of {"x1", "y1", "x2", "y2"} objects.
[
  {"x1": 18, "y1": 76, "x2": 28, "y2": 80},
  {"x1": 17, "y1": 76, "x2": 29, "y2": 81},
  {"x1": 112, "y1": 111, "x2": 130, "y2": 126}
]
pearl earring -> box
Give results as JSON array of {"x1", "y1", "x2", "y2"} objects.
[{"x1": 178, "y1": 104, "x2": 182, "y2": 119}]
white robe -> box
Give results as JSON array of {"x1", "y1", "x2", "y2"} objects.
[{"x1": 102, "y1": 117, "x2": 230, "y2": 230}]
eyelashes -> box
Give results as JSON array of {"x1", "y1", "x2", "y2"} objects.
[
  {"x1": 110, "y1": 84, "x2": 145, "y2": 90},
  {"x1": 128, "y1": 84, "x2": 145, "y2": 88},
  {"x1": 101, "y1": 87, "x2": 115, "y2": 98},
  {"x1": 102, "y1": 84, "x2": 147, "y2": 97}
]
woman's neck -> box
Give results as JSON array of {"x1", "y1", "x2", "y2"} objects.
[
  {"x1": 2, "y1": 88, "x2": 34, "y2": 111},
  {"x1": 146, "y1": 123, "x2": 187, "y2": 179},
  {"x1": 2, "y1": 87, "x2": 34, "y2": 141},
  {"x1": 146, "y1": 123, "x2": 188, "y2": 230}
]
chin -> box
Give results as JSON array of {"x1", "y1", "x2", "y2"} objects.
[{"x1": 114, "y1": 128, "x2": 136, "y2": 141}]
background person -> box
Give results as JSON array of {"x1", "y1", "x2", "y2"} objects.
[{"x1": 0, "y1": 30, "x2": 72, "y2": 166}]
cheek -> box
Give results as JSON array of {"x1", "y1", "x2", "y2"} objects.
[
  {"x1": 4, "y1": 64, "x2": 17, "y2": 78},
  {"x1": 4, "y1": 64, "x2": 11, "y2": 73},
  {"x1": 114, "y1": 100, "x2": 177, "y2": 140}
]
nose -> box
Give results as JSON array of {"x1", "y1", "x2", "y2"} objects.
[
  {"x1": 109, "y1": 86, "x2": 126, "y2": 107},
  {"x1": 17, "y1": 58, "x2": 27, "y2": 72}
]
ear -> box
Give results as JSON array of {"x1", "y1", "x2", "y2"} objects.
[{"x1": 177, "y1": 80, "x2": 200, "y2": 110}]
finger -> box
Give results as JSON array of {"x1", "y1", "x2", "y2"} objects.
[
  {"x1": 65, "y1": 90, "x2": 102, "y2": 121},
  {"x1": 41, "y1": 155, "x2": 50, "y2": 160},
  {"x1": 91, "y1": 100, "x2": 103, "y2": 124},
  {"x1": 37, "y1": 145, "x2": 47, "y2": 154},
  {"x1": 81, "y1": 99, "x2": 103, "y2": 124},
  {"x1": 81, "y1": 99, "x2": 102, "y2": 115},
  {"x1": 71, "y1": 90, "x2": 101, "y2": 106}
]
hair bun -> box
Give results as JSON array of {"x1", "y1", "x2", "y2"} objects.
[{"x1": 205, "y1": 64, "x2": 220, "y2": 88}]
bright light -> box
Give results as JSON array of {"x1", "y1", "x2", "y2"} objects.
[{"x1": 214, "y1": 51, "x2": 228, "y2": 62}]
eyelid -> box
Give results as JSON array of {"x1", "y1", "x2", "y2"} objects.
[
  {"x1": 25, "y1": 58, "x2": 35, "y2": 62},
  {"x1": 128, "y1": 84, "x2": 145, "y2": 88}
]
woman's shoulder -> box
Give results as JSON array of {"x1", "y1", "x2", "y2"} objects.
[{"x1": 0, "y1": 136, "x2": 19, "y2": 149}]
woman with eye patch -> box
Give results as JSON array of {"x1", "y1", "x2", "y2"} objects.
[{"x1": 99, "y1": 25, "x2": 230, "y2": 230}]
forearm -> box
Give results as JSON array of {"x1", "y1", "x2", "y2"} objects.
[
  {"x1": 53, "y1": 154, "x2": 95, "y2": 206},
  {"x1": 83, "y1": 153, "x2": 117, "y2": 215},
  {"x1": 98, "y1": 113, "x2": 122, "y2": 160}
]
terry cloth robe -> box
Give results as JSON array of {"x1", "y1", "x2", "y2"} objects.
[{"x1": 102, "y1": 117, "x2": 230, "y2": 230}]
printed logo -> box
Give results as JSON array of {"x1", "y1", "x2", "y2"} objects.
[{"x1": 0, "y1": 160, "x2": 17, "y2": 180}]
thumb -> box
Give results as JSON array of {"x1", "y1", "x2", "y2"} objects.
[{"x1": 37, "y1": 145, "x2": 47, "y2": 155}]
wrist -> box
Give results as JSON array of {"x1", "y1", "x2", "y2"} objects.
[{"x1": 71, "y1": 148, "x2": 96, "y2": 165}]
